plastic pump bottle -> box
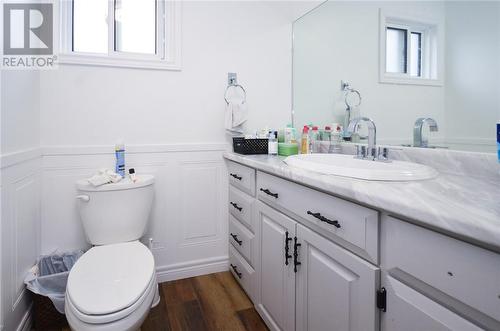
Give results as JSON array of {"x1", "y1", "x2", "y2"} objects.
[
  {"x1": 268, "y1": 131, "x2": 278, "y2": 155},
  {"x1": 310, "y1": 126, "x2": 319, "y2": 153}
]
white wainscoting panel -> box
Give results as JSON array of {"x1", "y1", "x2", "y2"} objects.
[
  {"x1": 1, "y1": 157, "x2": 41, "y2": 331},
  {"x1": 41, "y1": 145, "x2": 229, "y2": 280}
]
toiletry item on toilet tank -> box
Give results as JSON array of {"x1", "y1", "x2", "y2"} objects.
[{"x1": 115, "y1": 142, "x2": 126, "y2": 178}]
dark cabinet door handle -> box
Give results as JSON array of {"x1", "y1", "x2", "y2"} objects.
[
  {"x1": 260, "y1": 188, "x2": 279, "y2": 199},
  {"x1": 230, "y1": 233, "x2": 243, "y2": 246},
  {"x1": 230, "y1": 173, "x2": 242, "y2": 180},
  {"x1": 293, "y1": 236, "x2": 301, "y2": 273},
  {"x1": 307, "y1": 211, "x2": 341, "y2": 228},
  {"x1": 230, "y1": 264, "x2": 242, "y2": 279},
  {"x1": 284, "y1": 231, "x2": 293, "y2": 266},
  {"x1": 230, "y1": 202, "x2": 242, "y2": 212}
]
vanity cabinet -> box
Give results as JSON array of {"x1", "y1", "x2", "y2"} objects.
[
  {"x1": 226, "y1": 159, "x2": 500, "y2": 331},
  {"x1": 254, "y1": 200, "x2": 379, "y2": 331},
  {"x1": 381, "y1": 274, "x2": 483, "y2": 331},
  {"x1": 227, "y1": 162, "x2": 258, "y2": 302},
  {"x1": 254, "y1": 201, "x2": 297, "y2": 331},
  {"x1": 295, "y1": 223, "x2": 379, "y2": 331},
  {"x1": 381, "y1": 216, "x2": 500, "y2": 331}
]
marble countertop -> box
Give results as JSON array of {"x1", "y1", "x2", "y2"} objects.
[{"x1": 224, "y1": 152, "x2": 500, "y2": 252}]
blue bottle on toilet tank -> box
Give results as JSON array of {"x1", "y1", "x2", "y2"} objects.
[{"x1": 115, "y1": 142, "x2": 125, "y2": 177}]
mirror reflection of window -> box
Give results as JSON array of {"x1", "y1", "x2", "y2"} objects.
[
  {"x1": 410, "y1": 32, "x2": 422, "y2": 77},
  {"x1": 386, "y1": 27, "x2": 407, "y2": 74}
]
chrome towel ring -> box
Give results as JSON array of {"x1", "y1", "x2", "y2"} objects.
[
  {"x1": 224, "y1": 84, "x2": 247, "y2": 105},
  {"x1": 344, "y1": 87, "x2": 361, "y2": 109},
  {"x1": 225, "y1": 72, "x2": 247, "y2": 105}
]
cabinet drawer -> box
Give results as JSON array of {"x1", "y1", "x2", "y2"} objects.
[
  {"x1": 382, "y1": 217, "x2": 500, "y2": 324},
  {"x1": 257, "y1": 171, "x2": 378, "y2": 263},
  {"x1": 382, "y1": 274, "x2": 484, "y2": 331},
  {"x1": 228, "y1": 161, "x2": 256, "y2": 196},
  {"x1": 229, "y1": 244, "x2": 256, "y2": 301},
  {"x1": 229, "y1": 215, "x2": 255, "y2": 266},
  {"x1": 229, "y1": 186, "x2": 254, "y2": 231}
]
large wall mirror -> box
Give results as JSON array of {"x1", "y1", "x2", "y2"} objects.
[{"x1": 293, "y1": 1, "x2": 500, "y2": 153}]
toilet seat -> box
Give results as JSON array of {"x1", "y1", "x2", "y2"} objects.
[
  {"x1": 66, "y1": 241, "x2": 155, "y2": 324},
  {"x1": 66, "y1": 274, "x2": 156, "y2": 324}
]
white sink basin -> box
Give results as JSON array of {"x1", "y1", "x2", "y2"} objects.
[{"x1": 284, "y1": 154, "x2": 438, "y2": 181}]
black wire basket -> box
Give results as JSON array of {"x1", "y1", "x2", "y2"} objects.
[{"x1": 232, "y1": 137, "x2": 268, "y2": 155}]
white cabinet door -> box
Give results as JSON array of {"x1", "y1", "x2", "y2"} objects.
[
  {"x1": 381, "y1": 273, "x2": 483, "y2": 331},
  {"x1": 255, "y1": 201, "x2": 296, "y2": 331},
  {"x1": 296, "y1": 224, "x2": 379, "y2": 331}
]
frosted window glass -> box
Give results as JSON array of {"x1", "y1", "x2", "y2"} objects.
[
  {"x1": 386, "y1": 27, "x2": 407, "y2": 74},
  {"x1": 115, "y1": 0, "x2": 156, "y2": 54},
  {"x1": 73, "y1": 0, "x2": 108, "y2": 53}
]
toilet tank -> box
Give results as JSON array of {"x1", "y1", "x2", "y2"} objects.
[{"x1": 76, "y1": 175, "x2": 154, "y2": 245}]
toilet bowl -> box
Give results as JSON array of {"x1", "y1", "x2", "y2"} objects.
[
  {"x1": 67, "y1": 175, "x2": 157, "y2": 331},
  {"x1": 65, "y1": 241, "x2": 158, "y2": 331}
]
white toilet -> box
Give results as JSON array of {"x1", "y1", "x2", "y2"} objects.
[{"x1": 66, "y1": 175, "x2": 158, "y2": 331}]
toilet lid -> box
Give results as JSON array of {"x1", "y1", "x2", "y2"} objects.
[{"x1": 67, "y1": 241, "x2": 155, "y2": 316}]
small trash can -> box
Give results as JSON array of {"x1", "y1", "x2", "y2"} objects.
[{"x1": 25, "y1": 250, "x2": 84, "y2": 330}]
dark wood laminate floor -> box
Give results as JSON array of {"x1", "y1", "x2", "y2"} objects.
[{"x1": 57, "y1": 272, "x2": 267, "y2": 331}]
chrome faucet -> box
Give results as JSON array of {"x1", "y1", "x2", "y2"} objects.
[
  {"x1": 413, "y1": 118, "x2": 438, "y2": 147},
  {"x1": 348, "y1": 117, "x2": 377, "y2": 160}
]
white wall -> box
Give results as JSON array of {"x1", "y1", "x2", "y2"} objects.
[
  {"x1": 444, "y1": 1, "x2": 500, "y2": 152},
  {"x1": 40, "y1": 1, "x2": 317, "y2": 146},
  {"x1": 1, "y1": 71, "x2": 40, "y2": 155},
  {"x1": 0, "y1": 70, "x2": 41, "y2": 331},
  {"x1": 293, "y1": 1, "x2": 446, "y2": 145}
]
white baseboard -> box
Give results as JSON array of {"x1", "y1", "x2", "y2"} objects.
[
  {"x1": 155, "y1": 256, "x2": 229, "y2": 283},
  {"x1": 16, "y1": 304, "x2": 33, "y2": 331}
]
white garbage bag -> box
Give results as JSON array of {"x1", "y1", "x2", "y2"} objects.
[{"x1": 25, "y1": 250, "x2": 84, "y2": 314}]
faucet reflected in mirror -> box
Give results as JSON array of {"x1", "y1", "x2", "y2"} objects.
[{"x1": 413, "y1": 118, "x2": 439, "y2": 148}]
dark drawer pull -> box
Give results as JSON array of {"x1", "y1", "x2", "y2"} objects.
[
  {"x1": 260, "y1": 188, "x2": 279, "y2": 199},
  {"x1": 293, "y1": 236, "x2": 301, "y2": 273},
  {"x1": 230, "y1": 233, "x2": 243, "y2": 245},
  {"x1": 307, "y1": 211, "x2": 341, "y2": 228},
  {"x1": 230, "y1": 202, "x2": 242, "y2": 212},
  {"x1": 285, "y1": 231, "x2": 293, "y2": 266},
  {"x1": 230, "y1": 264, "x2": 242, "y2": 279},
  {"x1": 230, "y1": 173, "x2": 242, "y2": 180}
]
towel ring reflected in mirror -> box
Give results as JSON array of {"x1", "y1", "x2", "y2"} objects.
[
  {"x1": 224, "y1": 84, "x2": 247, "y2": 105},
  {"x1": 345, "y1": 88, "x2": 361, "y2": 109}
]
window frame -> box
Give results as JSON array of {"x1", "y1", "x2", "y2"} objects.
[
  {"x1": 57, "y1": 0, "x2": 181, "y2": 70},
  {"x1": 379, "y1": 9, "x2": 443, "y2": 86}
]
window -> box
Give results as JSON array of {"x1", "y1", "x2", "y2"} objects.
[
  {"x1": 385, "y1": 26, "x2": 423, "y2": 77},
  {"x1": 59, "y1": 0, "x2": 181, "y2": 70},
  {"x1": 379, "y1": 9, "x2": 443, "y2": 85}
]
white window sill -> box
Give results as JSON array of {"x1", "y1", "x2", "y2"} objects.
[
  {"x1": 57, "y1": 53, "x2": 182, "y2": 71},
  {"x1": 379, "y1": 75, "x2": 443, "y2": 87}
]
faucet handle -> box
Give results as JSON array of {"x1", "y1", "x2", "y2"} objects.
[
  {"x1": 355, "y1": 145, "x2": 366, "y2": 159},
  {"x1": 377, "y1": 147, "x2": 390, "y2": 162},
  {"x1": 360, "y1": 145, "x2": 367, "y2": 158}
]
